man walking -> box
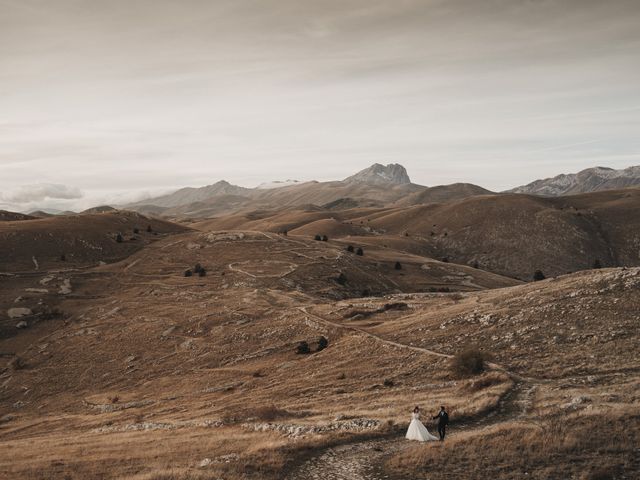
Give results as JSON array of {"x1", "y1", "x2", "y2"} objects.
[{"x1": 433, "y1": 405, "x2": 449, "y2": 441}]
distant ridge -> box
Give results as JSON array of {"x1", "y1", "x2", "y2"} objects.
[
  {"x1": 344, "y1": 163, "x2": 411, "y2": 185},
  {"x1": 509, "y1": 165, "x2": 640, "y2": 196}
]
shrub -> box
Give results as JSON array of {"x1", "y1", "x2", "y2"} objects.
[
  {"x1": 361, "y1": 289, "x2": 370, "y2": 297},
  {"x1": 198, "y1": 268, "x2": 207, "y2": 277},
  {"x1": 438, "y1": 287, "x2": 451, "y2": 292},
  {"x1": 317, "y1": 336, "x2": 329, "y2": 351},
  {"x1": 347, "y1": 245, "x2": 354, "y2": 252},
  {"x1": 296, "y1": 341, "x2": 311, "y2": 354},
  {"x1": 282, "y1": 229, "x2": 287, "y2": 236},
  {"x1": 314, "y1": 234, "x2": 322, "y2": 241},
  {"x1": 194, "y1": 263, "x2": 203, "y2": 274},
  {"x1": 441, "y1": 256, "x2": 449, "y2": 263},
  {"x1": 405, "y1": 232, "x2": 409, "y2": 237},
  {"x1": 383, "y1": 378, "x2": 394, "y2": 387},
  {"x1": 321, "y1": 235, "x2": 328, "y2": 242},
  {"x1": 60, "y1": 254, "x2": 66, "y2": 261},
  {"x1": 146, "y1": 225, "x2": 152, "y2": 232},
  {"x1": 254, "y1": 405, "x2": 290, "y2": 422},
  {"x1": 356, "y1": 247, "x2": 363, "y2": 256},
  {"x1": 592, "y1": 259, "x2": 602, "y2": 269},
  {"x1": 184, "y1": 269, "x2": 193, "y2": 277},
  {"x1": 133, "y1": 227, "x2": 139, "y2": 234},
  {"x1": 533, "y1": 269, "x2": 546, "y2": 281},
  {"x1": 115, "y1": 233, "x2": 123, "y2": 243},
  {"x1": 471, "y1": 260, "x2": 479, "y2": 269},
  {"x1": 335, "y1": 272, "x2": 348, "y2": 285},
  {"x1": 451, "y1": 348, "x2": 492, "y2": 377},
  {"x1": 394, "y1": 261, "x2": 402, "y2": 270},
  {"x1": 9, "y1": 356, "x2": 25, "y2": 370}
]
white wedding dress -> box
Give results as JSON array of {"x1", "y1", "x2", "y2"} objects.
[{"x1": 405, "y1": 412, "x2": 439, "y2": 441}]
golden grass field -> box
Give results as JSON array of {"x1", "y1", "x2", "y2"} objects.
[{"x1": 1, "y1": 210, "x2": 639, "y2": 479}]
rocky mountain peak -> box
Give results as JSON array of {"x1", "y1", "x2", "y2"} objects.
[{"x1": 344, "y1": 163, "x2": 411, "y2": 185}]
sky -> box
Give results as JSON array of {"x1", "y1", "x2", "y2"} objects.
[{"x1": 1, "y1": 0, "x2": 640, "y2": 212}]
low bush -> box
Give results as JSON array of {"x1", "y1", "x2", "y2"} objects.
[
  {"x1": 115, "y1": 233, "x2": 123, "y2": 243},
  {"x1": 356, "y1": 247, "x2": 364, "y2": 256},
  {"x1": 335, "y1": 272, "x2": 348, "y2": 285},
  {"x1": 533, "y1": 269, "x2": 546, "y2": 281},
  {"x1": 321, "y1": 235, "x2": 328, "y2": 241},
  {"x1": 347, "y1": 245, "x2": 354, "y2": 252},
  {"x1": 296, "y1": 341, "x2": 311, "y2": 354},
  {"x1": 184, "y1": 269, "x2": 193, "y2": 277},
  {"x1": 317, "y1": 336, "x2": 329, "y2": 351},
  {"x1": 314, "y1": 234, "x2": 322, "y2": 241},
  {"x1": 395, "y1": 261, "x2": 402, "y2": 270},
  {"x1": 451, "y1": 348, "x2": 492, "y2": 377}
]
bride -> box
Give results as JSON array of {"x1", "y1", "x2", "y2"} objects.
[{"x1": 405, "y1": 406, "x2": 439, "y2": 441}]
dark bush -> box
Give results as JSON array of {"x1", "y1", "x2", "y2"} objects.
[
  {"x1": 394, "y1": 261, "x2": 402, "y2": 270},
  {"x1": 451, "y1": 348, "x2": 492, "y2": 377},
  {"x1": 184, "y1": 269, "x2": 193, "y2": 277},
  {"x1": 115, "y1": 233, "x2": 123, "y2": 243},
  {"x1": 296, "y1": 341, "x2": 311, "y2": 354},
  {"x1": 533, "y1": 270, "x2": 546, "y2": 281},
  {"x1": 593, "y1": 259, "x2": 602, "y2": 269},
  {"x1": 133, "y1": 227, "x2": 140, "y2": 234},
  {"x1": 146, "y1": 225, "x2": 152, "y2": 232},
  {"x1": 198, "y1": 268, "x2": 207, "y2": 277},
  {"x1": 361, "y1": 289, "x2": 370, "y2": 297},
  {"x1": 194, "y1": 263, "x2": 203, "y2": 274},
  {"x1": 471, "y1": 260, "x2": 479, "y2": 269},
  {"x1": 356, "y1": 247, "x2": 363, "y2": 256},
  {"x1": 60, "y1": 254, "x2": 66, "y2": 261},
  {"x1": 321, "y1": 235, "x2": 328, "y2": 242},
  {"x1": 383, "y1": 378, "x2": 394, "y2": 387},
  {"x1": 438, "y1": 287, "x2": 451, "y2": 292},
  {"x1": 335, "y1": 272, "x2": 348, "y2": 285},
  {"x1": 317, "y1": 336, "x2": 329, "y2": 351},
  {"x1": 404, "y1": 232, "x2": 409, "y2": 237},
  {"x1": 441, "y1": 257, "x2": 449, "y2": 263},
  {"x1": 347, "y1": 245, "x2": 354, "y2": 252},
  {"x1": 314, "y1": 234, "x2": 322, "y2": 241}
]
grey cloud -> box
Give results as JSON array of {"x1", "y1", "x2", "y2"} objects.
[{"x1": 1, "y1": 183, "x2": 83, "y2": 203}]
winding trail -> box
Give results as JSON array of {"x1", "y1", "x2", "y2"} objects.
[{"x1": 285, "y1": 307, "x2": 543, "y2": 480}]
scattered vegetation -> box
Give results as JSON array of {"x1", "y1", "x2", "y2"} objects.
[
  {"x1": 317, "y1": 336, "x2": 329, "y2": 351},
  {"x1": 296, "y1": 341, "x2": 311, "y2": 354},
  {"x1": 451, "y1": 348, "x2": 492, "y2": 377},
  {"x1": 533, "y1": 269, "x2": 546, "y2": 281}
]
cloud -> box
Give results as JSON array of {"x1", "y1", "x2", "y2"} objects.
[{"x1": 1, "y1": 183, "x2": 83, "y2": 204}]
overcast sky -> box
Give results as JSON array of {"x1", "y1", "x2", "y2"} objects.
[{"x1": 1, "y1": 0, "x2": 640, "y2": 211}]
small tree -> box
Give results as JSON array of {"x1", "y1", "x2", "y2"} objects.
[
  {"x1": 146, "y1": 225, "x2": 153, "y2": 233},
  {"x1": 116, "y1": 233, "x2": 123, "y2": 243},
  {"x1": 533, "y1": 270, "x2": 546, "y2": 281},
  {"x1": 347, "y1": 245, "x2": 354, "y2": 253},
  {"x1": 296, "y1": 341, "x2": 311, "y2": 354},
  {"x1": 314, "y1": 234, "x2": 322, "y2": 241},
  {"x1": 194, "y1": 263, "x2": 203, "y2": 274},
  {"x1": 356, "y1": 247, "x2": 364, "y2": 256},
  {"x1": 336, "y1": 272, "x2": 348, "y2": 285},
  {"x1": 198, "y1": 268, "x2": 207, "y2": 277},
  {"x1": 321, "y1": 235, "x2": 328, "y2": 242},
  {"x1": 317, "y1": 336, "x2": 329, "y2": 351},
  {"x1": 593, "y1": 259, "x2": 602, "y2": 269},
  {"x1": 394, "y1": 261, "x2": 402, "y2": 270},
  {"x1": 184, "y1": 269, "x2": 193, "y2": 277}
]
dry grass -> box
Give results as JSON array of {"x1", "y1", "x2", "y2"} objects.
[{"x1": 386, "y1": 407, "x2": 640, "y2": 479}]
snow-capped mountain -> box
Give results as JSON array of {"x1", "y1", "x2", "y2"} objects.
[{"x1": 508, "y1": 166, "x2": 640, "y2": 196}]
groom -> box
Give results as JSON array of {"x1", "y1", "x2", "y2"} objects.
[{"x1": 433, "y1": 406, "x2": 449, "y2": 441}]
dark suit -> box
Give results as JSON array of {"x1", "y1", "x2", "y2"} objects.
[{"x1": 433, "y1": 410, "x2": 449, "y2": 440}]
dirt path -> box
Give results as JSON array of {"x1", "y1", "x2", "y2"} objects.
[
  {"x1": 286, "y1": 308, "x2": 542, "y2": 480},
  {"x1": 285, "y1": 381, "x2": 537, "y2": 480}
]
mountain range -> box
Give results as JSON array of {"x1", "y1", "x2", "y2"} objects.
[{"x1": 124, "y1": 163, "x2": 640, "y2": 219}]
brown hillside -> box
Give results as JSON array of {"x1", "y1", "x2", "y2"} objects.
[
  {"x1": 0, "y1": 210, "x2": 35, "y2": 222},
  {"x1": 0, "y1": 211, "x2": 188, "y2": 272}
]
